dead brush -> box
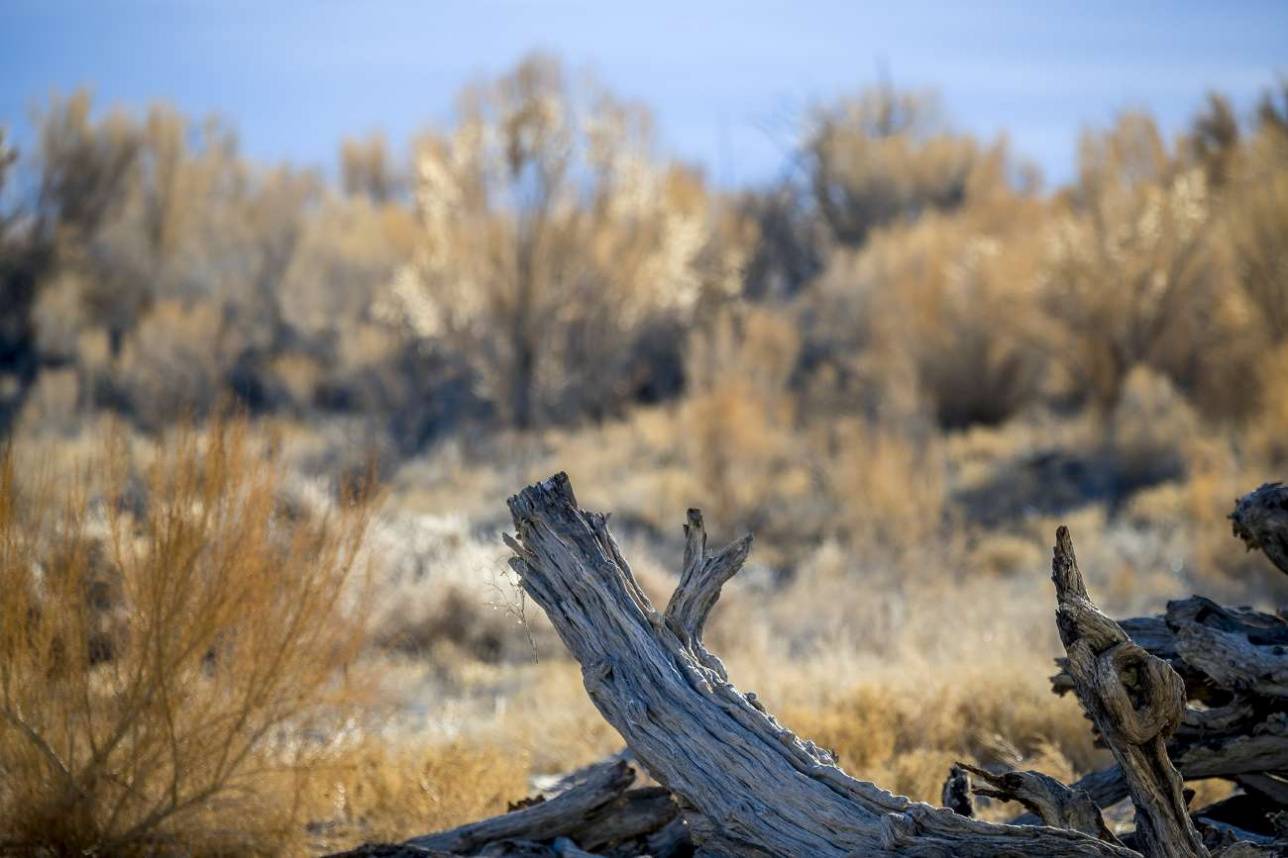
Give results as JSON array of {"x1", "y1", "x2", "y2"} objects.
[{"x1": 0, "y1": 418, "x2": 373, "y2": 856}]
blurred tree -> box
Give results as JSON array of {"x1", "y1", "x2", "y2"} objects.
[
  {"x1": 1256, "y1": 80, "x2": 1288, "y2": 136},
  {"x1": 1225, "y1": 108, "x2": 1288, "y2": 344},
  {"x1": 1188, "y1": 93, "x2": 1240, "y2": 187},
  {"x1": 341, "y1": 132, "x2": 399, "y2": 203},
  {"x1": 0, "y1": 126, "x2": 45, "y2": 431},
  {"x1": 738, "y1": 182, "x2": 827, "y2": 300},
  {"x1": 385, "y1": 55, "x2": 745, "y2": 428},
  {"x1": 0, "y1": 89, "x2": 147, "y2": 428},
  {"x1": 1042, "y1": 114, "x2": 1241, "y2": 414},
  {"x1": 806, "y1": 88, "x2": 990, "y2": 247}
]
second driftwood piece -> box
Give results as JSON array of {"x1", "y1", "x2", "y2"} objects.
[{"x1": 1051, "y1": 526, "x2": 1209, "y2": 858}]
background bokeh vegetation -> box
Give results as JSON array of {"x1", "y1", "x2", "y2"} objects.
[{"x1": 2, "y1": 56, "x2": 1287, "y2": 855}]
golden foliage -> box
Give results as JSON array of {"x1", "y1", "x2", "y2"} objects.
[
  {"x1": 384, "y1": 55, "x2": 745, "y2": 427},
  {"x1": 0, "y1": 419, "x2": 372, "y2": 856},
  {"x1": 781, "y1": 668, "x2": 1100, "y2": 812}
]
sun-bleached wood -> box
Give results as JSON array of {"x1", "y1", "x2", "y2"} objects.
[
  {"x1": 1051, "y1": 526, "x2": 1209, "y2": 858},
  {"x1": 503, "y1": 473, "x2": 1142, "y2": 857},
  {"x1": 336, "y1": 475, "x2": 1285, "y2": 856},
  {"x1": 955, "y1": 762, "x2": 1121, "y2": 844},
  {"x1": 1039, "y1": 598, "x2": 1288, "y2": 822}
]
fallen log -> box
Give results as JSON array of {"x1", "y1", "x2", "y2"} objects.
[
  {"x1": 351, "y1": 474, "x2": 1286, "y2": 857},
  {"x1": 1041, "y1": 598, "x2": 1288, "y2": 822},
  {"x1": 405, "y1": 760, "x2": 637, "y2": 854},
  {"x1": 1053, "y1": 599, "x2": 1288, "y2": 700},
  {"x1": 496, "y1": 473, "x2": 1179, "y2": 856}
]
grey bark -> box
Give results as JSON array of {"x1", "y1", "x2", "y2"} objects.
[
  {"x1": 1042, "y1": 599, "x2": 1288, "y2": 818},
  {"x1": 343, "y1": 474, "x2": 1288, "y2": 857},
  {"x1": 501, "y1": 473, "x2": 1145, "y2": 856},
  {"x1": 955, "y1": 761, "x2": 1121, "y2": 844},
  {"x1": 325, "y1": 759, "x2": 682, "y2": 858},
  {"x1": 1050, "y1": 526, "x2": 1209, "y2": 857}
]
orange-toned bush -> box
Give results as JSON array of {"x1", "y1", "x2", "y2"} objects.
[
  {"x1": 807, "y1": 88, "x2": 1002, "y2": 247},
  {"x1": 1039, "y1": 113, "x2": 1254, "y2": 415},
  {"x1": 0, "y1": 419, "x2": 372, "y2": 855}
]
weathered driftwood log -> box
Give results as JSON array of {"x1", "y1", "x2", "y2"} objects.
[
  {"x1": 1053, "y1": 601, "x2": 1288, "y2": 703},
  {"x1": 1231, "y1": 483, "x2": 1288, "y2": 576},
  {"x1": 500, "y1": 473, "x2": 1159, "y2": 857},
  {"x1": 1014, "y1": 713, "x2": 1288, "y2": 835},
  {"x1": 1050, "y1": 526, "x2": 1210, "y2": 857},
  {"x1": 406, "y1": 760, "x2": 635, "y2": 854},
  {"x1": 1042, "y1": 598, "x2": 1288, "y2": 820},
  {"x1": 351, "y1": 474, "x2": 1286, "y2": 857}
]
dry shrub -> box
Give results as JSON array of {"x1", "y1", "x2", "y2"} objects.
[
  {"x1": 800, "y1": 150, "x2": 1048, "y2": 430},
  {"x1": 967, "y1": 532, "x2": 1045, "y2": 578},
  {"x1": 1178, "y1": 435, "x2": 1288, "y2": 597},
  {"x1": 807, "y1": 89, "x2": 997, "y2": 247},
  {"x1": 681, "y1": 304, "x2": 816, "y2": 548},
  {"x1": 363, "y1": 510, "x2": 548, "y2": 663},
  {"x1": 14, "y1": 367, "x2": 82, "y2": 436},
  {"x1": 1042, "y1": 113, "x2": 1256, "y2": 417},
  {"x1": 1248, "y1": 342, "x2": 1288, "y2": 468},
  {"x1": 495, "y1": 660, "x2": 625, "y2": 774},
  {"x1": 0, "y1": 418, "x2": 372, "y2": 856},
  {"x1": 115, "y1": 299, "x2": 237, "y2": 427},
  {"x1": 862, "y1": 202, "x2": 1048, "y2": 428},
  {"x1": 1225, "y1": 125, "x2": 1288, "y2": 342},
  {"x1": 1106, "y1": 365, "x2": 1199, "y2": 494},
  {"x1": 831, "y1": 418, "x2": 948, "y2": 562}
]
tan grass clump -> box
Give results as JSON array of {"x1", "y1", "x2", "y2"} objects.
[
  {"x1": 781, "y1": 668, "x2": 1102, "y2": 812},
  {"x1": 302, "y1": 737, "x2": 529, "y2": 852}
]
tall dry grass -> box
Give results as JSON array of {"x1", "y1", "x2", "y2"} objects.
[{"x1": 0, "y1": 419, "x2": 372, "y2": 856}]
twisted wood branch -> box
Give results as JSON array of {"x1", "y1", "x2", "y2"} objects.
[{"x1": 502, "y1": 473, "x2": 1137, "y2": 857}]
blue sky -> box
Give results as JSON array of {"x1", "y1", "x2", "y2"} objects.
[{"x1": 1, "y1": 1, "x2": 1285, "y2": 188}]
